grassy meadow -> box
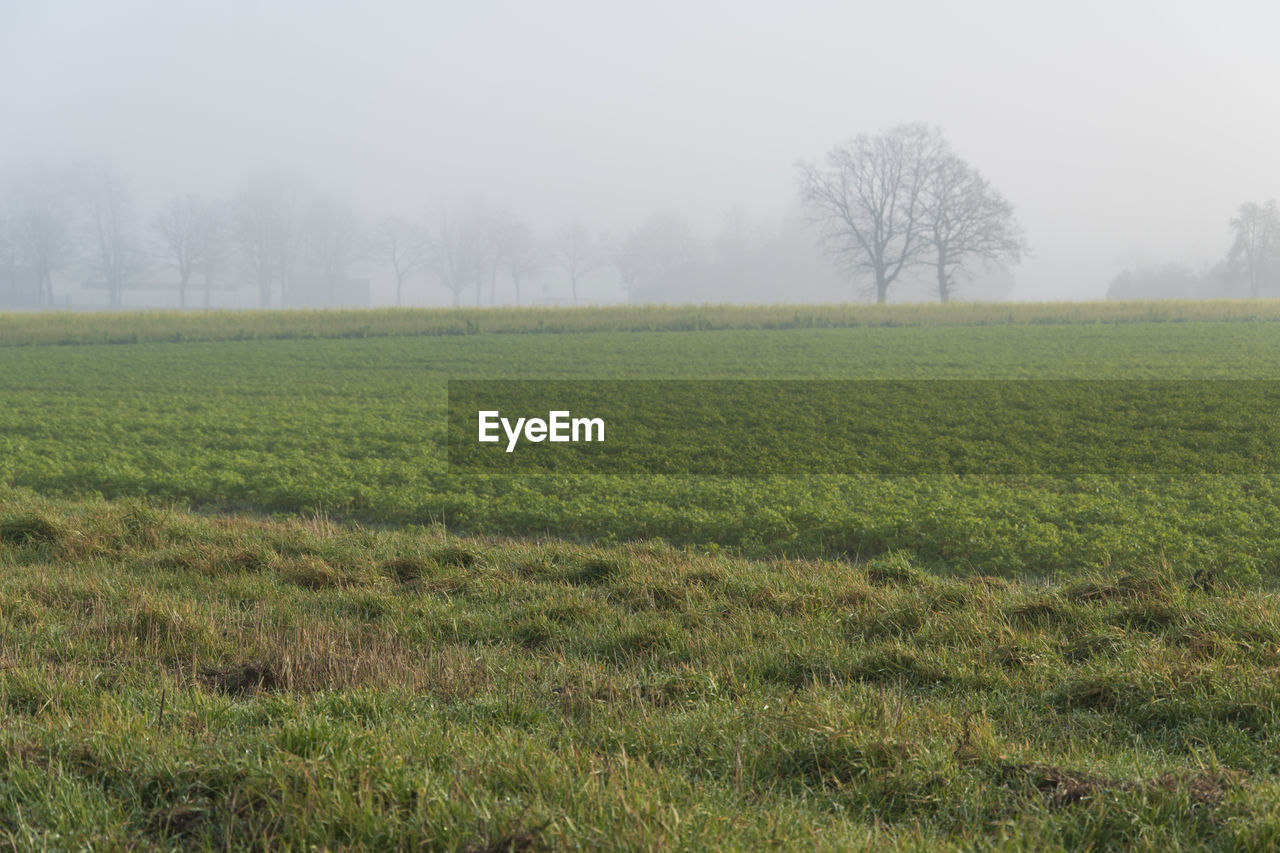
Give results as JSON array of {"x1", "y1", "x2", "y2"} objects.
[{"x1": 4, "y1": 303, "x2": 1280, "y2": 849}]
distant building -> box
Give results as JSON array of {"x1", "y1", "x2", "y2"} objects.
[{"x1": 0, "y1": 267, "x2": 41, "y2": 309}]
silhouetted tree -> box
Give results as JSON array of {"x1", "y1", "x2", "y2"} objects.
[
  {"x1": 439, "y1": 202, "x2": 501, "y2": 307},
  {"x1": 797, "y1": 123, "x2": 947, "y2": 303},
  {"x1": 153, "y1": 193, "x2": 218, "y2": 308},
  {"x1": 194, "y1": 200, "x2": 231, "y2": 309},
  {"x1": 4, "y1": 164, "x2": 77, "y2": 307},
  {"x1": 234, "y1": 170, "x2": 309, "y2": 307},
  {"x1": 377, "y1": 215, "x2": 427, "y2": 306},
  {"x1": 494, "y1": 214, "x2": 540, "y2": 306},
  {"x1": 79, "y1": 159, "x2": 147, "y2": 308},
  {"x1": 549, "y1": 220, "x2": 601, "y2": 306},
  {"x1": 921, "y1": 153, "x2": 1024, "y2": 302},
  {"x1": 426, "y1": 207, "x2": 477, "y2": 307},
  {"x1": 613, "y1": 212, "x2": 699, "y2": 301},
  {"x1": 298, "y1": 195, "x2": 364, "y2": 304}
]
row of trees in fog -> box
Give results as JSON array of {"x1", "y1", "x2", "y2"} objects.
[
  {"x1": 20, "y1": 125, "x2": 1275, "y2": 310},
  {"x1": 5, "y1": 125, "x2": 1277, "y2": 310},
  {"x1": 376, "y1": 204, "x2": 848, "y2": 307},
  {"x1": 3, "y1": 164, "x2": 420, "y2": 309},
  {"x1": 1106, "y1": 200, "x2": 1280, "y2": 301},
  {"x1": 2, "y1": 158, "x2": 862, "y2": 309}
]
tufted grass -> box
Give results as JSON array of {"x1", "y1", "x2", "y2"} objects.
[{"x1": 2, "y1": 492, "x2": 1279, "y2": 850}]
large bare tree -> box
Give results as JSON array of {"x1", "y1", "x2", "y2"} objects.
[
  {"x1": 921, "y1": 154, "x2": 1025, "y2": 302},
  {"x1": 797, "y1": 123, "x2": 947, "y2": 303},
  {"x1": 1229, "y1": 200, "x2": 1279, "y2": 298},
  {"x1": 548, "y1": 219, "x2": 601, "y2": 306},
  {"x1": 80, "y1": 159, "x2": 148, "y2": 309}
]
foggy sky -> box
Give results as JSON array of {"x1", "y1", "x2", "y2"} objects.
[{"x1": 3, "y1": 0, "x2": 1278, "y2": 301}]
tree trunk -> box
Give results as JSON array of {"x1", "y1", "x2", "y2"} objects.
[
  {"x1": 936, "y1": 264, "x2": 950, "y2": 303},
  {"x1": 571, "y1": 273, "x2": 578, "y2": 306},
  {"x1": 875, "y1": 274, "x2": 888, "y2": 305},
  {"x1": 396, "y1": 273, "x2": 404, "y2": 307}
]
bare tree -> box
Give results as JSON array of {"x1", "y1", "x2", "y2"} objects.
[
  {"x1": 493, "y1": 214, "x2": 540, "y2": 306},
  {"x1": 152, "y1": 193, "x2": 213, "y2": 308},
  {"x1": 921, "y1": 154, "x2": 1025, "y2": 302},
  {"x1": 4, "y1": 165, "x2": 77, "y2": 307},
  {"x1": 611, "y1": 212, "x2": 699, "y2": 302},
  {"x1": 234, "y1": 186, "x2": 275, "y2": 308},
  {"x1": 298, "y1": 196, "x2": 364, "y2": 305},
  {"x1": 428, "y1": 202, "x2": 500, "y2": 307},
  {"x1": 426, "y1": 207, "x2": 476, "y2": 307},
  {"x1": 1229, "y1": 200, "x2": 1280, "y2": 298},
  {"x1": 797, "y1": 123, "x2": 946, "y2": 303},
  {"x1": 549, "y1": 219, "x2": 601, "y2": 306},
  {"x1": 478, "y1": 212, "x2": 503, "y2": 307},
  {"x1": 79, "y1": 159, "x2": 148, "y2": 308},
  {"x1": 469, "y1": 207, "x2": 505, "y2": 307},
  {"x1": 377, "y1": 215, "x2": 427, "y2": 306},
  {"x1": 195, "y1": 200, "x2": 231, "y2": 309},
  {"x1": 714, "y1": 203, "x2": 761, "y2": 286},
  {"x1": 234, "y1": 170, "x2": 309, "y2": 308}
]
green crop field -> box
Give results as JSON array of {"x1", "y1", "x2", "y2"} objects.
[{"x1": 4, "y1": 304, "x2": 1280, "y2": 850}]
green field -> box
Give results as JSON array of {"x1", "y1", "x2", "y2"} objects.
[
  {"x1": 6, "y1": 316, "x2": 1280, "y2": 576},
  {"x1": 4, "y1": 304, "x2": 1280, "y2": 850}
]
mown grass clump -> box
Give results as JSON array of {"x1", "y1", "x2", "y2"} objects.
[{"x1": 0, "y1": 513, "x2": 63, "y2": 545}]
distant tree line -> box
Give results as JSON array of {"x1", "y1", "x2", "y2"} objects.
[
  {"x1": 1, "y1": 156, "x2": 881, "y2": 309},
  {"x1": 30, "y1": 128, "x2": 1279, "y2": 309},
  {"x1": 1105, "y1": 200, "x2": 1280, "y2": 301}
]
